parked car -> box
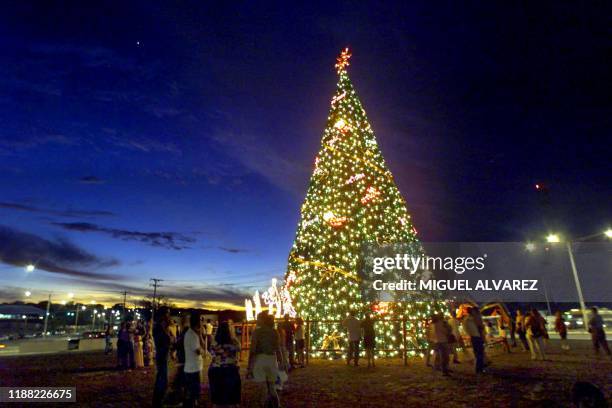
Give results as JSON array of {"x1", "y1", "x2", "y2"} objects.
[{"x1": 80, "y1": 331, "x2": 106, "y2": 339}]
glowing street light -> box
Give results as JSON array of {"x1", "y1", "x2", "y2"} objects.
[
  {"x1": 546, "y1": 233, "x2": 561, "y2": 243},
  {"x1": 25, "y1": 264, "x2": 35, "y2": 272},
  {"x1": 605, "y1": 228, "x2": 612, "y2": 238},
  {"x1": 24, "y1": 291, "x2": 31, "y2": 297},
  {"x1": 525, "y1": 242, "x2": 536, "y2": 252},
  {"x1": 81, "y1": 305, "x2": 86, "y2": 311}
]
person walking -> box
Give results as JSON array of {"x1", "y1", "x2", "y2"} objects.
[
  {"x1": 508, "y1": 312, "x2": 517, "y2": 348},
  {"x1": 117, "y1": 321, "x2": 130, "y2": 369},
  {"x1": 515, "y1": 309, "x2": 530, "y2": 351},
  {"x1": 424, "y1": 316, "x2": 436, "y2": 368},
  {"x1": 247, "y1": 312, "x2": 284, "y2": 408},
  {"x1": 143, "y1": 317, "x2": 153, "y2": 367},
  {"x1": 167, "y1": 314, "x2": 190, "y2": 404},
  {"x1": 183, "y1": 313, "x2": 203, "y2": 408},
  {"x1": 294, "y1": 317, "x2": 305, "y2": 368},
  {"x1": 204, "y1": 319, "x2": 214, "y2": 353},
  {"x1": 447, "y1": 314, "x2": 462, "y2": 364},
  {"x1": 134, "y1": 321, "x2": 145, "y2": 368},
  {"x1": 104, "y1": 324, "x2": 113, "y2": 355},
  {"x1": 554, "y1": 311, "x2": 570, "y2": 351},
  {"x1": 281, "y1": 314, "x2": 295, "y2": 369},
  {"x1": 588, "y1": 307, "x2": 611, "y2": 357},
  {"x1": 496, "y1": 315, "x2": 511, "y2": 354},
  {"x1": 525, "y1": 309, "x2": 547, "y2": 361},
  {"x1": 431, "y1": 314, "x2": 451, "y2": 376},
  {"x1": 209, "y1": 321, "x2": 241, "y2": 407},
  {"x1": 152, "y1": 307, "x2": 174, "y2": 407},
  {"x1": 126, "y1": 320, "x2": 136, "y2": 369},
  {"x1": 462, "y1": 307, "x2": 485, "y2": 374},
  {"x1": 342, "y1": 311, "x2": 361, "y2": 366},
  {"x1": 361, "y1": 314, "x2": 376, "y2": 368}
]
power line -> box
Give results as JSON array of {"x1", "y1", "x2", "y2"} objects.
[{"x1": 150, "y1": 278, "x2": 163, "y2": 322}]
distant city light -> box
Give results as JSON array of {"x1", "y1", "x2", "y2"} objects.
[
  {"x1": 525, "y1": 242, "x2": 536, "y2": 252},
  {"x1": 24, "y1": 291, "x2": 31, "y2": 297},
  {"x1": 546, "y1": 234, "x2": 561, "y2": 243}
]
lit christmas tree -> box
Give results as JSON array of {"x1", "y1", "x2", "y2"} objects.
[{"x1": 284, "y1": 48, "x2": 445, "y2": 357}]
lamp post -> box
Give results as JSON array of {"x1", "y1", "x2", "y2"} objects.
[
  {"x1": 92, "y1": 309, "x2": 97, "y2": 331},
  {"x1": 43, "y1": 293, "x2": 51, "y2": 336},
  {"x1": 541, "y1": 229, "x2": 612, "y2": 326},
  {"x1": 74, "y1": 304, "x2": 86, "y2": 333}
]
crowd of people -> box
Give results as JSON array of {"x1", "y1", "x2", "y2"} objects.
[
  {"x1": 335, "y1": 305, "x2": 611, "y2": 379},
  {"x1": 420, "y1": 306, "x2": 611, "y2": 377},
  {"x1": 99, "y1": 305, "x2": 609, "y2": 406}
]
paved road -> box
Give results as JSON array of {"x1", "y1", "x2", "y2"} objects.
[{"x1": 0, "y1": 337, "x2": 105, "y2": 356}]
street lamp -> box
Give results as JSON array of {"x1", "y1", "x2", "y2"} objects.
[
  {"x1": 25, "y1": 264, "x2": 35, "y2": 273},
  {"x1": 543, "y1": 229, "x2": 612, "y2": 326},
  {"x1": 546, "y1": 233, "x2": 561, "y2": 243},
  {"x1": 24, "y1": 291, "x2": 31, "y2": 297}
]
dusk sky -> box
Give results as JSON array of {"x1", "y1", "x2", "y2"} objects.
[{"x1": 1, "y1": 2, "x2": 610, "y2": 309}]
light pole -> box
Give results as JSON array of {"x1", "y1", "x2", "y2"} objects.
[
  {"x1": 74, "y1": 305, "x2": 86, "y2": 333},
  {"x1": 564, "y1": 240, "x2": 587, "y2": 325},
  {"x1": 43, "y1": 293, "x2": 51, "y2": 336},
  {"x1": 92, "y1": 309, "x2": 97, "y2": 331},
  {"x1": 543, "y1": 229, "x2": 612, "y2": 326}
]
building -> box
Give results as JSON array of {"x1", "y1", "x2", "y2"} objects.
[{"x1": 0, "y1": 305, "x2": 46, "y2": 338}]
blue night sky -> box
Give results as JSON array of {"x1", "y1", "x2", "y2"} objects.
[{"x1": 0, "y1": 2, "x2": 610, "y2": 308}]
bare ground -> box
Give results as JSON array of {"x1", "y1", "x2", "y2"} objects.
[{"x1": 0, "y1": 340, "x2": 610, "y2": 407}]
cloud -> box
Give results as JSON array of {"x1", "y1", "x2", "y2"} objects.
[
  {"x1": 106, "y1": 134, "x2": 182, "y2": 155},
  {"x1": 217, "y1": 247, "x2": 250, "y2": 254},
  {"x1": 160, "y1": 285, "x2": 251, "y2": 309},
  {"x1": 201, "y1": 245, "x2": 250, "y2": 254},
  {"x1": 0, "y1": 225, "x2": 121, "y2": 280},
  {"x1": 51, "y1": 222, "x2": 197, "y2": 250},
  {"x1": 79, "y1": 176, "x2": 105, "y2": 184},
  {"x1": 0, "y1": 202, "x2": 115, "y2": 218}
]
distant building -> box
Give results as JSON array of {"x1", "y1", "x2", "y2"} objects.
[{"x1": 0, "y1": 305, "x2": 46, "y2": 337}]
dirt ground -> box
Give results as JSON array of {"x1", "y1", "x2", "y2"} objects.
[{"x1": 0, "y1": 340, "x2": 610, "y2": 407}]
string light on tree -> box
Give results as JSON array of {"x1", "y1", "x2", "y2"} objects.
[{"x1": 360, "y1": 185, "x2": 381, "y2": 204}]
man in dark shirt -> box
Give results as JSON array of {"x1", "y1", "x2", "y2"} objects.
[
  {"x1": 153, "y1": 307, "x2": 173, "y2": 407},
  {"x1": 167, "y1": 314, "x2": 189, "y2": 404},
  {"x1": 282, "y1": 314, "x2": 295, "y2": 368}
]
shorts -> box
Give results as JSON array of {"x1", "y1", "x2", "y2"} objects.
[{"x1": 253, "y1": 354, "x2": 278, "y2": 383}]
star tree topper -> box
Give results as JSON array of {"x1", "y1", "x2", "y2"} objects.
[{"x1": 335, "y1": 47, "x2": 352, "y2": 74}]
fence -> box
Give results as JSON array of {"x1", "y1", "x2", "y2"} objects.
[{"x1": 237, "y1": 317, "x2": 429, "y2": 366}]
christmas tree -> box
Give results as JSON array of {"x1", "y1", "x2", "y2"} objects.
[{"x1": 284, "y1": 48, "x2": 445, "y2": 357}]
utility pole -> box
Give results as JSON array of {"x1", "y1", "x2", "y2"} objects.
[
  {"x1": 150, "y1": 278, "x2": 163, "y2": 323},
  {"x1": 121, "y1": 290, "x2": 128, "y2": 320},
  {"x1": 43, "y1": 293, "x2": 51, "y2": 336}
]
